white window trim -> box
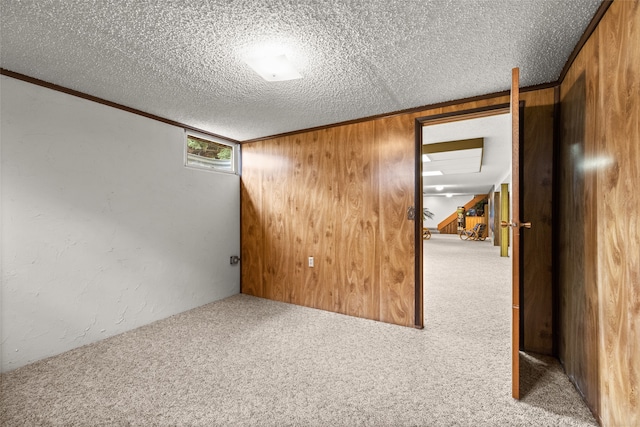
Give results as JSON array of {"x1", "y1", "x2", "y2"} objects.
[{"x1": 184, "y1": 130, "x2": 239, "y2": 175}]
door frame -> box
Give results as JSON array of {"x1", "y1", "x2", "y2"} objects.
[
  {"x1": 414, "y1": 100, "x2": 526, "y2": 397},
  {"x1": 413, "y1": 102, "x2": 516, "y2": 324}
]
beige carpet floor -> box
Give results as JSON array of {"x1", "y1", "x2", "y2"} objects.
[{"x1": 1, "y1": 234, "x2": 597, "y2": 426}]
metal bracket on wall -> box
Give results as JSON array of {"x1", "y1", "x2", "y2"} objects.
[{"x1": 230, "y1": 255, "x2": 241, "y2": 265}]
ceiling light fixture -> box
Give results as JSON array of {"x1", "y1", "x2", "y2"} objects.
[
  {"x1": 435, "y1": 185, "x2": 444, "y2": 191},
  {"x1": 422, "y1": 171, "x2": 443, "y2": 177},
  {"x1": 422, "y1": 138, "x2": 483, "y2": 175},
  {"x1": 243, "y1": 54, "x2": 302, "y2": 82},
  {"x1": 446, "y1": 193, "x2": 453, "y2": 198}
]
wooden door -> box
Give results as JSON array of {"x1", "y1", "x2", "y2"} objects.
[
  {"x1": 508, "y1": 67, "x2": 524, "y2": 399},
  {"x1": 416, "y1": 90, "x2": 521, "y2": 397}
]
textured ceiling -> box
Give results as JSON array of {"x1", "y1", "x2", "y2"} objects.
[{"x1": 1, "y1": 0, "x2": 602, "y2": 141}]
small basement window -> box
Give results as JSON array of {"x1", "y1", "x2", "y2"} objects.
[{"x1": 185, "y1": 132, "x2": 237, "y2": 174}]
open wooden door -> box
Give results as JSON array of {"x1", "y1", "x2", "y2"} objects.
[
  {"x1": 504, "y1": 67, "x2": 529, "y2": 399},
  {"x1": 417, "y1": 89, "x2": 522, "y2": 398}
]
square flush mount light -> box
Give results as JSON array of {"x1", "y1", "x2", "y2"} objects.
[{"x1": 243, "y1": 54, "x2": 302, "y2": 82}]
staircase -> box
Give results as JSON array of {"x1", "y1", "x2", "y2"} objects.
[{"x1": 437, "y1": 194, "x2": 488, "y2": 234}]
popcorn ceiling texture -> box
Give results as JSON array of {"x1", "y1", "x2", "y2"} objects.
[{"x1": 0, "y1": 0, "x2": 602, "y2": 141}]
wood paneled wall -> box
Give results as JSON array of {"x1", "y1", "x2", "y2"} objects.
[
  {"x1": 558, "y1": 1, "x2": 639, "y2": 426},
  {"x1": 241, "y1": 86, "x2": 555, "y2": 337},
  {"x1": 521, "y1": 88, "x2": 555, "y2": 354},
  {"x1": 439, "y1": 221, "x2": 459, "y2": 235},
  {"x1": 372, "y1": 116, "x2": 415, "y2": 324},
  {"x1": 241, "y1": 121, "x2": 412, "y2": 325}
]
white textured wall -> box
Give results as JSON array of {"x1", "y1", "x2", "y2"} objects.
[
  {"x1": 423, "y1": 196, "x2": 473, "y2": 229},
  {"x1": 0, "y1": 76, "x2": 240, "y2": 372}
]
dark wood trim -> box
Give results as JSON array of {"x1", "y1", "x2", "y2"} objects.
[
  {"x1": 414, "y1": 102, "x2": 512, "y2": 330},
  {"x1": 414, "y1": 119, "x2": 424, "y2": 329},
  {"x1": 511, "y1": 68, "x2": 521, "y2": 400},
  {"x1": 0, "y1": 68, "x2": 240, "y2": 144},
  {"x1": 3, "y1": 67, "x2": 558, "y2": 147},
  {"x1": 243, "y1": 83, "x2": 554, "y2": 144},
  {"x1": 551, "y1": 85, "x2": 562, "y2": 358},
  {"x1": 557, "y1": 1, "x2": 614, "y2": 84},
  {"x1": 518, "y1": 100, "x2": 525, "y2": 352},
  {"x1": 416, "y1": 103, "x2": 511, "y2": 126},
  {"x1": 4, "y1": 0, "x2": 607, "y2": 147},
  {"x1": 521, "y1": 81, "x2": 558, "y2": 93}
]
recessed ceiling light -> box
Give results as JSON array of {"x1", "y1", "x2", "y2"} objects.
[
  {"x1": 435, "y1": 186, "x2": 444, "y2": 191},
  {"x1": 243, "y1": 54, "x2": 302, "y2": 82},
  {"x1": 422, "y1": 171, "x2": 443, "y2": 176},
  {"x1": 446, "y1": 193, "x2": 453, "y2": 198}
]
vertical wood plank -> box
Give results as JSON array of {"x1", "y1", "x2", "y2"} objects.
[
  {"x1": 240, "y1": 141, "x2": 264, "y2": 297},
  {"x1": 298, "y1": 130, "x2": 335, "y2": 312},
  {"x1": 511, "y1": 67, "x2": 520, "y2": 400},
  {"x1": 374, "y1": 115, "x2": 415, "y2": 327},
  {"x1": 560, "y1": 69, "x2": 600, "y2": 415},
  {"x1": 313, "y1": 129, "x2": 338, "y2": 312},
  {"x1": 262, "y1": 137, "x2": 292, "y2": 302},
  {"x1": 521, "y1": 88, "x2": 555, "y2": 354},
  {"x1": 556, "y1": 2, "x2": 640, "y2": 423},
  {"x1": 559, "y1": 17, "x2": 601, "y2": 421},
  {"x1": 289, "y1": 133, "x2": 307, "y2": 306},
  {"x1": 596, "y1": 1, "x2": 640, "y2": 425},
  {"x1": 334, "y1": 122, "x2": 379, "y2": 319}
]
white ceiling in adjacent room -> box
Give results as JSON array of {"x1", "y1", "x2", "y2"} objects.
[{"x1": 422, "y1": 113, "x2": 512, "y2": 197}]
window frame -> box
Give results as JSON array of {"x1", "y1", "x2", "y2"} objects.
[{"x1": 184, "y1": 130, "x2": 239, "y2": 175}]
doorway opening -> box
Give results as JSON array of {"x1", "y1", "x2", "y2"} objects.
[
  {"x1": 414, "y1": 104, "x2": 512, "y2": 328},
  {"x1": 415, "y1": 103, "x2": 516, "y2": 399}
]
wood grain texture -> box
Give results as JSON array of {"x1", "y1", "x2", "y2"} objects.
[
  {"x1": 333, "y1": 122, "x2": 380, "y2": 320},
  {"x1": 559, "y1": 65, "x2": 600, "y2": 417},
  {"x1": 520, "y1": 88, "x2": 555, "y2": 355},
  {"x1": 596, "y1": 1, "x2": 640, "y2": 425},
  {"x1": 374, "y1": 115, "x2": 416, "y2": 326},
  {"x1": 438, "y1": 222, "x2": 459, "y2": 235},
  {"x1": 558, "y1": 1, "x2": 639, "y2": 425},
  {"x1": 288, "y1": 134, "x2": 308, "y2": 307},
  {"x1": 301, "y1": 130, "x2": 337, "y2": 311},
  {"x1": 241, "y1": 122, "x2": 389, "y2": 322},
  {"x1": 262, "y1": 137, "x2": 292, "y2": 302},
  {"x1": 241, "y1": 88, "x2": 556, "y2": 335},
  {"x1": 511, "y1": 67, "x2": 521, "y2": 400},
  {"x1": 240, "y1": 141, "x2": 265, "y2": 297}
]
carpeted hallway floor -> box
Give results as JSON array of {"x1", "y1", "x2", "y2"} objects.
[{"x1": 1, "y1": 234, "x2": 597, "y2": 426}]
